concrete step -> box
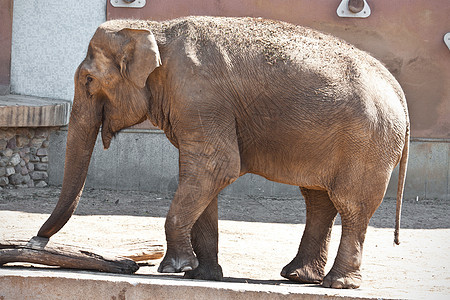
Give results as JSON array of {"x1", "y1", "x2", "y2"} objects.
[
  {"x1": 0, "y1": 94, "x2": 70, "y2": 127},
  {"x1": 0, "y1": 268, "x2": 398, "y2": 300}
]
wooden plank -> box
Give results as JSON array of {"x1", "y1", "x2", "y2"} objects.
[{"x1": 118, "y1": 240, "x2": 164, "y2": 262}]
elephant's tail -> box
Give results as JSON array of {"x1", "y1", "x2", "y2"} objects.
[{"x1": 394, "y1": 126, "x2": 409, "y2": 245}]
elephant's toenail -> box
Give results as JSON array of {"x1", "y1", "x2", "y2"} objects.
[
  {"x1": 181, "y1": 266, "x2": 193, "y2": 272},
  {"x1": 160, "y1": 265, "x2": 176, "y2": 273},
  {"x1": 289, "y1": 272, "x2": 298, "y2": 278}
]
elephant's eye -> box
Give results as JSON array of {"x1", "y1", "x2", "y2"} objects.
[{"x1": 86, "y1": 76, "x2": 93, "y2": 84}]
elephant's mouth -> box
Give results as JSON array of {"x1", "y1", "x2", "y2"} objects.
[
  {"x1": 101, "y1": 125, "x2": 114, "y2": 150},
  {"x1": 99, "y1": 102, "x2": 122, "y2": 150},
  {"x1": 100, "y1": 114, "x2": 119, "y2": 150},
  {"x1": 101, "y1": 122, "x2": 123, "y2": 150}
]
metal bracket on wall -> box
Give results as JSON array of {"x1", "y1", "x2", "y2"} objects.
[
  {"x1": 110, "y1": 0, "x2": 146, "y2": 8},
  {"x1": 444, "y1": 33, "x2": 450, "y2": 50},
  {"x1": 337, "y1": 0, "x2": 371, "y2": 18}
]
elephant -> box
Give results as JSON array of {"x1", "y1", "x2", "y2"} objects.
[{"x1": 37, "y1": 16, "x2": 409, "y2": 289}]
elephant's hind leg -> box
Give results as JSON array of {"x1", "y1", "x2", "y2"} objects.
[
  {"x1": 184, "y1": 195, "x2": 223, "y2": 280},
  {"x1": 322, "y1": 181, "x2": 387, "y2": 289},
  {"x1": 281, "y1": 188, "x2": 337, "y2": 283}
]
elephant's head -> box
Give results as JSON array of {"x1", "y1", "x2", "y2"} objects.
[{"x1": 37, "y1": 24, "x2": 161, "y2": 238}]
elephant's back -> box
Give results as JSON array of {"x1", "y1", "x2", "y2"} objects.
[
  {"x1": 157, "y1": 16, "x2": 408, "y2": 134},
  {"x1": 158, "y1": 16, "x2": 375, "y2": 76},
  {"x1": 157, "y1": 17, "x2": 404, "y2": 111}
]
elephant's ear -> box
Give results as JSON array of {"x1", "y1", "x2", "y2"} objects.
[{"x1": 118, "y1": 28, "x2": 161, "y2": 88}]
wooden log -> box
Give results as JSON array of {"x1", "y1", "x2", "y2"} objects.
[{"x1": 0, "y1": 236, "x2": 164, "y2": 274}]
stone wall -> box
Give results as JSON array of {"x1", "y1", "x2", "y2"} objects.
[{"x1": 0, "y1": 127, "x2": 57, "y2": 190}]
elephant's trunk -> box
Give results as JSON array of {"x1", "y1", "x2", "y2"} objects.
[{"x1": 37, "y1": 106, "x2": 101, "y2": 238}]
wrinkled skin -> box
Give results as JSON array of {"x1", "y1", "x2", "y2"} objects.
[{"x1": 37, "y1": 16, "x2": 409, "y2": 289}]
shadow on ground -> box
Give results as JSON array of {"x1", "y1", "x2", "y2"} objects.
[
  {"x1": 2, "y1": 265, "x2": 321, "y2": 288},
  {"x1": 0, "y1": 186, "x2": 448, "y2": 229}
]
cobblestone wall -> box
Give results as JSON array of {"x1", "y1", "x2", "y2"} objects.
[{"x1": 0, "y1": 127, "x2": 57, "y2": 190}]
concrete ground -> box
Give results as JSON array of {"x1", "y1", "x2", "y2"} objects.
[{"x1": 0, "y1": 187, "x2": 449, "y2": 299}]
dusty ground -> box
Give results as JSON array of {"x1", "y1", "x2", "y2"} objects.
[{"x1": 1, "y1": 187, "x2": 449, "y2": 299}]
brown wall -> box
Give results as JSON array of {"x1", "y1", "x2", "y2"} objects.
[
  {"x1": 0, "y1": 0, "x2": 13, "y2": 95},
  {"x1": 107, "y1": 0, "x2": 450, "y2": 139}
]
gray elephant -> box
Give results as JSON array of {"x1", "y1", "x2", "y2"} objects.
[{"x1": 37, "y1": 16, "x2": 409, "y2": 289}]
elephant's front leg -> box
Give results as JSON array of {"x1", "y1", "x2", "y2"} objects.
[
  {"x1": 184, "y1": 195, "x2": 223, "y2": 280},
  {"x1": 157, "y1": 178, "x2": 211, "y2": 273},
  {"x1": 158, "y1": 142, "x2": 239, "y2": 274}
]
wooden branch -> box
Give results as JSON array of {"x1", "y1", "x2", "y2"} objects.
[{"x1": 0, "y1": 236, "x2": 164, "y2": 274}]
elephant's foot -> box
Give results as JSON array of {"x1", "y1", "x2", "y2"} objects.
[
  {"x1": 184, "y1": 261, "x2": 223, "y2": 281},
  {"x1": 157, "y1": 251, "x2": 199, "y2": 273},
  {"x1": 280, "y1": 261, "x2": 324, "y2": 284},
  {"x1": 322, "y1": 269, "x2": 362, "y2": 289}
]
